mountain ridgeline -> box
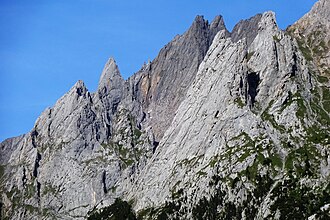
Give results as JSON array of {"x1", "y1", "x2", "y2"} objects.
[{"x1": 1, "y1": 0, "x2": 330, "y2": 219}]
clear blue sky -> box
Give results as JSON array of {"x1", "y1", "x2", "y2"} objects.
[{"x1": 0, "y1": 0, "x2": 317, "y2": 141}]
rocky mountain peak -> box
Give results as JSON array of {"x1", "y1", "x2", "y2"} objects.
[
  {"x1": 258, "y1": 11, "x2": 279, "y2": 32},
  {"x1": 231, "y1": 13, "x2": 262, "y2": 45},
  {"x1": 185, "y1": 15, "x2": 208, "y2": 38},
  {"x1": 190, "y1": 15, "x2": 209, "y2": 30},
  {"x1": 193, "y1": 15, "x2": 206, "y2": 24},
  {"x1": 210, "y1": 15, "x2": 228, "y2": 39},
  {"x1": 72, "y1": 80, "x2": 88, "y2": 97},
  {"x1": 97, "y1": 57, "x2": 124, "y2": 94},
  {"x1": 61, "y1": 79, "x2": 89, "y2": 102},
  {"x1": 130, "y1": 14, "x2": 229, "y2": 142},
  {"x1": 188, "y1": 15, "x2": 229, "y2": 41},
  {"x1": 210, "y1": 15, "x2": 225, "y2": 29},
  {"x1": 231, "y1": 11, "x2": 278, "y2": 47}
]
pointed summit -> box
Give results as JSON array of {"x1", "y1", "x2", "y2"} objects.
[
  {"x1": 210, "y1": 15, "x2": 229, "y2": 39},
  {"x1": 57, "y1": 79, "x2": 88, "y2": 106},
  {"x1": 71, "y1": 80, "x2": 88, "y2": 97},
  {"x1": 259, "y1": 11, "x2": 278, "y2": 31},
  {"x1": 210, "y1": 15, "x2": 224, "y2": 29},
  {"x1": 188, "y1": 15, "x2": 229, "y2": 40},
  {"x1": 73, "y1": 79, "x2": 86, "y2": 89},
  {"x1": 98, "y1": 57, "x2": 124, "y2": 94},
  {"x1": 187, "y1": 15, "x2": 209, "y2": 35}
]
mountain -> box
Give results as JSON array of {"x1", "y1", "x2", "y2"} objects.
[{"x1": 1, "y1": 0, "x2": 329, "y2": 219}]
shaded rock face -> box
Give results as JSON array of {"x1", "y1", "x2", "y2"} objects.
[
  {"x1": 130, "y1": 15, "x2": 229, "y2": 141},
  {"x1": 231, "y1": 13, "x2": 262, "y2": 46},
  {"x1": 1, "y1": 1, "x2": 330, "y2": 219}
]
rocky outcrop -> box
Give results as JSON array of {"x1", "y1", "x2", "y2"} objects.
[{"x1": 0, "y1": 1, "x2": 329, "y2": 219}]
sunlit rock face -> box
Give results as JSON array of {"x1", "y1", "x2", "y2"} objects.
[
  {"x1": 287, "y1": 0, "x2": 330, "y2": 76},
  {"x1": 1, "y1": 1, "x2": 329, "y2": 219}
]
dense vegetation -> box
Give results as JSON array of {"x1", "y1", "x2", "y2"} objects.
[{"x1": 87, "y1": 198, "x2": 136, "y2": 220}]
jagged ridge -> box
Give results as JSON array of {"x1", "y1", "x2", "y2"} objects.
[{"x1": 1, "y1": 1, "x2": 330, "y2": 219}]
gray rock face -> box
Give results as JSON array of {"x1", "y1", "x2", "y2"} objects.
[
  {"x1": 231, "y1": 13, "x2": 262, "y2": 46},
  {"x1": 129, "y1": 11, "x2": 321, "y2": 214},
  {"x1": 1, "y1": 1, "x2": 329, "y2": 219},
  {"x1": 0, "y1": 56, "x2": 151, "y2": 219},
  {"x1": 131, "y1": 15, "x2": 229, "y2": 141},
  {"x1": 95, "y1": 58, "x2": 126, "y2": 140},
  {"x1": 129, "y1": 9, "x2": 329, "y2": 219}
]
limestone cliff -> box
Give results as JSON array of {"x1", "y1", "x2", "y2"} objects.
[{"x1": 1, "y1": 1, "x2": 329, "y2": 219}]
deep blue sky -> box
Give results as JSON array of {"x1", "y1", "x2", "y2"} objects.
[{"x1": 0, "y1": 0, "x2": 317, "y2": 141}]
